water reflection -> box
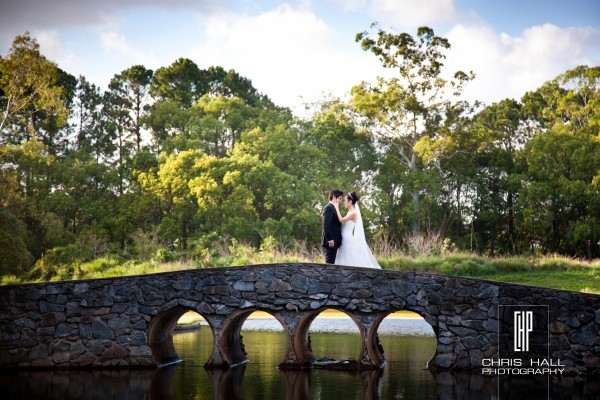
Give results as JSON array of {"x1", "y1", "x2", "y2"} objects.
[
  {"x1": 0, "y1": 369, "x2": 155, "y2": 400},
  {"x1": 1, "y1": 360, "x2": 598, "y2": 399},
  {"x1": 148, "y1": 367, "x2": 600, "y2": 400}
]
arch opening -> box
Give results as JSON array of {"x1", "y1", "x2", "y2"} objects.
[
  {"x1": 172, "y1": 310, "x2": 214, "y2": 368},
  {"x1": 147, "y1": 306, "x2": 213, "y2": 367},
  {"x1": 220, "y1": 309, "x2": 288, "y2": 368},
  {"x1": 369, "y1": 310, "x2": 437, "y2": 370},
  {"x1": 296, "y1": 308, "x2": 363, "y2": 366}
]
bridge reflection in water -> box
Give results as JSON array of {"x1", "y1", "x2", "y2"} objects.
[{"x1": 1, "y1": 364, "x2": 597, "y2": 400}]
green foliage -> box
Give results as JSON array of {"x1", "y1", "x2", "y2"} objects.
[
  {"x1": 352, "y1": 25, "x2": 475, "y2": 238},
  {"x1": 0, "y1": 207, "x2": 34, "y2": 275},
  {"x1": 0, "y1": 29, "x2": 599, "y2": 287},
  {"x1": 0, "y1": 32, "x2": 68, "y2": 138},
  {"x1": 0, "y1": 274, "x2": 20, "y2": 285},
  {"x1": 153, "y1": 248, "x2": 177, "y2": 263},
  {"x1": 27, "y1": 244, "x2": 82, "y2": 281}
]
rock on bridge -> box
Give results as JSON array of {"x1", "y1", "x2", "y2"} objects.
[{"x1": 1, "y1": 263, "x2": 599, "y2": 374}]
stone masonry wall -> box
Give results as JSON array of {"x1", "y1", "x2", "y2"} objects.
[{"x1": 0, "y1": 264, "x2": 598, "y2": 374}]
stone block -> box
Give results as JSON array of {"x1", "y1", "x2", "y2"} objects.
[
  {"x1": 291, "y1": 274, "x2": 308, "y2": 293},
  {"x1": 92, "y1": 318, "x2": 115, "y2": 339},
  {"x1": 29, "y1": 343, "x2": 48, "y2": 360},
  {"x1": 570, "y1": 323, "x2": 598, "y2": 346},
  {"x1": 52, "y1": 351, "x2": 70, "y2": 364},
  {"x1": 233, "y1": 281, "x2": 255, "y2": 291},
  {"x1": 55, "y1": 323, "x2": 78, "y2": 338},
  {"x1": 172, "y1": 277, "x2": 192, "y2": 291},
  {"x1": 203, "y1": 286, "x2": 232, "y2": 296},
  {"x1": 352, "y1": 289, "x2": 372, "y2": 299},
  {"x1": 74, "y1": 283, "x2": 89, "y2": 294},
  {"x1": 269, "y1": 279, "x2": 292, "y2": 292},
  {"x1": 435, "y1": 353, "x2": 456, "y2": 368},
  {"x1": 461, "y1": 337, "x2": 480, "y2": 349},
  {"x1": 391, "y1": 281, "x2": 414, "y2": 298},
  {"x1": 101, "y1": 343, "x2": 128, "y2": 359},
  {"x1": 108, "y1": 317, "x2": 130, "y2": 330},
  {"x1": 464, "y1": 309, "x2": 487, "y2": 320},
  {"x1": 468, "y1": 349, "x2": 483, "y2": 367},
  {"x1": 460, "y1": 320, "x2": 484, "y2": 330},
  {"x1": 449, "y1": 326, "x2": 472, "y2": 337}
]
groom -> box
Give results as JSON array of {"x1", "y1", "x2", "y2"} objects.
[{"x1": 321, "y1": 189, "x2": 343, "y2": 264}]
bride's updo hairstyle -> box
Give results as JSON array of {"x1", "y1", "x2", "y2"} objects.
[{"x1": 347, "y1": 192, "x2": 360, "y2": 205}]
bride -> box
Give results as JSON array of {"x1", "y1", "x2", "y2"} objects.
[{"x1": 333, "y1": 192, "x2": 381, "y2": 269}]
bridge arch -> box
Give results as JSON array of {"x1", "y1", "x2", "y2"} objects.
[
  {"x1": 148, "y1": 302, "x2": 214, "y2": 367},
  {"x1": 366, "y1": 310, "x2": 437, "y2": 368},
  {"x1": 213, "y1": 308, "x2": 288, "y2": 368},
  {"x1": 295, "y1": 308, "x2": 365, "y2": 365}
]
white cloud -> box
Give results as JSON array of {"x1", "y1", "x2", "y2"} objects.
[
  {"x1": 444, "y1": 23, "x2": 600, "y2": 106},
  {"x1": 33, "y1": 29, "x2": 65, "y2": 55},
  {"x1": 327, "y1": 0, "x2": 368, "y2": 13},
  {"x1": 99, "y1": 30, "x2": 157, "y2": 68},
  {"x1": 189, "y1": 4, "x2": 385, "y2": 114},
  {"x1": 100, "y1": 31, "x2": 129, "y2": 53},
  {"x1": 30, "y1": 29, "x2": 85, "y2": 77},
  {"x1": 369, "y1": 0, "x2": 458, "y2": 29}
]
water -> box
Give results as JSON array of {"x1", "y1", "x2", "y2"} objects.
[{"x1": 1, "y1": 316, "x2": 598, "y2": 399}]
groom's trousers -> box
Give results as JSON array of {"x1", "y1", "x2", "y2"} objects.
[{"x1": 324, "y1": 246, "x2": 338, "y2": 264}]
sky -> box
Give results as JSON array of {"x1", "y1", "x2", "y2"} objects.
[{"x1": 1, "y1": 0, "x2": 599, "y2": 116}]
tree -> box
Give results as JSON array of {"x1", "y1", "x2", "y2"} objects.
[
  {"x1": 469, "y1": 99, "x2": 529, "y2": 255},
  {"x1": 150, "y1": 58, "x2": 202, "y2": 108},
  {"x1": 521, "y1": 66, "x2": 600, "y2": 258},
  {"x1": 73, "y1": 76, "x2": 114, "y2": 162},
  {"x1": 104, "y1": 78, "x2": 134, "y2": 195},
  {"x1": 200, "y1": 66, "x2": 267, "y2": 106},
  {"x1": 352, "y1": 25, "x2": 474, "y2": 239},
  {"x1": 137, "y1": 150, "x2": 202, "y2": 249},
  {"x1": 185, "y1": 95, "x2": 250, "y2": 157},
  {"x1": 301, "y1": 100, "x2": 378, "y2": 208},
  {"x1": 0, "y1": 206, "x2": 34, "y2": 275},
  {"x1": 143, "y1": 99, "x2": 188, "y2": 153},
  {"x1": 0, "y1": 32, "x2": 67, "y2": 142},
  {"x1": 33, "y1": 67, "x2": 76, "y2": 156},
  {"x1": 109, "y1": 65, "x2": 153, "y2": 152}
]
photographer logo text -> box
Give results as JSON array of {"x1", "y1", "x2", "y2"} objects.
[{"x1": 514, "y1": 310, "x2": 533, "y2": 352}]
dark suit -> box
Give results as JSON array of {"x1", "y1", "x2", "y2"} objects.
[{"x1": 321, "y1": 202, "x2": 342, "y2": 264}]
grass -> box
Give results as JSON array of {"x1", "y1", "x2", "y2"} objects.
[
  {"x1": 380, "y1": 253, "x2": 600, "y2": 293},
  {"x1": 1, "y1": 249, "x2": 598, "y2": 295}
]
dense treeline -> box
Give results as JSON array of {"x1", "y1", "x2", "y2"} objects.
[{"x1": 1, "y1": 27, "x2": 599, "y2": 278}]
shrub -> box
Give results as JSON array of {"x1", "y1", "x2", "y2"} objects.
[
  {"x1": 0, "y1": 274, "x2": 21, "y2": 285},
  {"x1": 403, "y1": 232, "x2": 451, "y2": 257},
  {"x1": 0, "y1": 207, "x2": 34, "y2": 275},
  {"x1": 153, "y1": 248, "x2": 177, "y2": 263},
  {"x1": 28, "y1": 244, "x2": 82, "y2": 281},
  {"x1": 131, "y1": 227, "x2": 163, "y2": 260}
]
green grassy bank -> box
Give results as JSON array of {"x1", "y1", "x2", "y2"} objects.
[
  {"x1": 379, "y1": 254, "x2": 600, "y2": 294},
  {"x1": 1, "y1": 252, "x2": 598, "y2": 295}
]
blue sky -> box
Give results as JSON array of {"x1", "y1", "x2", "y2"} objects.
[{"x1": 1, "y1": 0, "x2": 598, "y2": 116}]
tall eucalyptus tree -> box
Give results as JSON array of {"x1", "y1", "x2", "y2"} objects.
[{"x1": 352, "y1": 25, "x2": 474, "y2": 239}]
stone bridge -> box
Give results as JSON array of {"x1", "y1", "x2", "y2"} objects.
[{"x1": 1, "y1": 263, "x2": 599, "y2": 374}]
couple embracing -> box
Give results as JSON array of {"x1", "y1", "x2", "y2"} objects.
[{"x1": 321, "y1": 189, "x2": 381, "y2": 269}]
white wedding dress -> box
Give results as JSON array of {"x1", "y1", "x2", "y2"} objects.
[{"x1": 335, "y1": 204, "x2": 381, "y2": 269}]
